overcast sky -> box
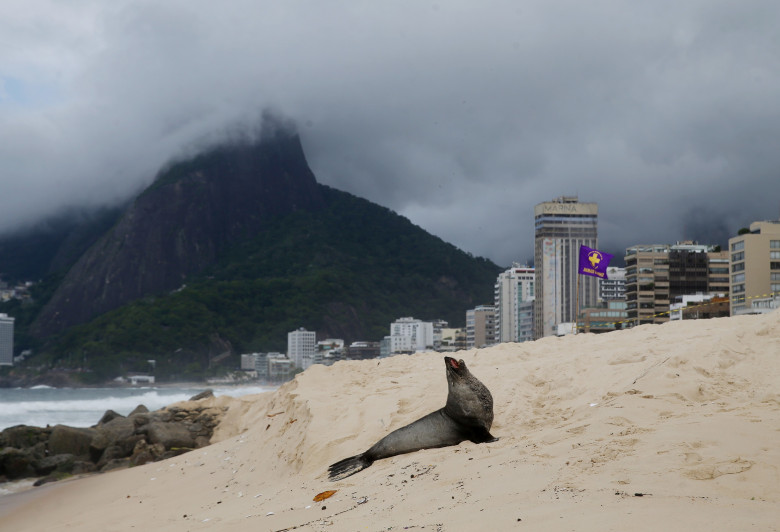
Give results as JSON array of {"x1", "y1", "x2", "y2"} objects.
[{"x1": 2, "y1": 1, "x2": 779, "y2": 267}]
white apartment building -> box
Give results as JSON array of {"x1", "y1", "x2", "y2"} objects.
[
  {"x1": 240, "y1": 353, "x2": 259, "y2": 370},
  {"x1": 287, "y1": 327, "x2": 316, "y2": 370},
  {"x1": 600, "y1": 267, "x2": 627, "y2": 301},
  {"x1": 389, "y1": 317, "x2": 434, "y2": 354},
  {"x1": 494, "y1": 265, "x2": 535, "y2": 343},
  {"x1": 0, "y1": 313, "x2": 14, "y2": 366}
]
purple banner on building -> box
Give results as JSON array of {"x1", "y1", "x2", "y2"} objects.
[{"x1": 578, "y1": 245, "x2": 613, "y2": 279}]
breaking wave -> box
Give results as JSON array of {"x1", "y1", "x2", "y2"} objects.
[{"x1": 0, "y1": 385, "x2": 274, "y2": 430}]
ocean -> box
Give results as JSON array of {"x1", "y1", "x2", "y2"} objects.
[{"x1": 0, "y1": 384, "x2": 276, "y2": 431}]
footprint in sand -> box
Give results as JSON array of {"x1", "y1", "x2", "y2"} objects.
[
  {"x1": 683, "y1": 452, "x2": 702, "y2": 464},
  {"x1": 684, "y1": 458, "x2": 753, "y2": 480}
]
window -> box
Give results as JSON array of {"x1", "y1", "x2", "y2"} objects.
[
  {"x1": 731, "y1": 273, "x2": 745, "y2": 283},
  {"x1": 732, "y1": 283, "x2": 745, "y2": 293},
  {"x1": 731, "y1": 241, "x2": 744, "y2": 252},
  {"x1": 732, "y1": 262, "x2": 745, "y2": 272},
  {"x1": 772, "y1": 284, "x2": 780, "y2": 292},
  {"x1": 771, "y1": 273, "x2": 780, "y2": 281},
  {"x1": 772, "y1": 262, "x2": 780, "y2": 270},
  {"x1": 771, "y1": 251, "x2": 780, "y2": 260},
  {"x1": 771, "y1": 240, "x2": 780, "y2": 249},
  {"x1": 731, "y1": 251, "x2": 744, "y2": 262}
]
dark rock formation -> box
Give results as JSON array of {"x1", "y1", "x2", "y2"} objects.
[
  {"x1": 138, "y1": 422, "x2": 196, "y2": 450},
  {"x1": 128, "y1": 404, "x2": 149, "y2": 416},
  {"x1": 32, "y1": 122, "x2": 326, "y2": 337},
  {"x1": 48, "y1": 425, "x2": 95, "y2": 458},
  {"x1": 0, "y1": 402, "x2": 226, "y2": 485},
  {"x1": 188, "y1": 389, "x2": 214, "y2": 401},
  {"x1": 0, "y1": 425, "x2": 49, "y2": 449},
  {"x1": 0, "y1": 448, "x2": 35, "y2": 479}
]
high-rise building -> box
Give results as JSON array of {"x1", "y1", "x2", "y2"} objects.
[
  {"x1": 466, "y1": 305, "x2": 496, "y2": 348},
  {"x1": 533, "y1": 196, "x2": 598, "y2": 339},
  {"x1": 668, "y1": 242, "x2": 728, "y2": 301},
  {"x1": 0, "y1": 313, "x2": 14, "y2": 366},
  {"x1": 287, "y1": 327, "x2": 316, "y2": 370},
  {"x1": 494, "y1": 265, "x2": 535, "y2": 343},
  {"x1": 624, "y1": 244, "x2": 670, "y2": 325},
  {"x1": 728, "y1": 220, "x2": 780, "y2": 315},
  {"x1": 624, "y1": 242, "x2": 726, "y2": 325}
]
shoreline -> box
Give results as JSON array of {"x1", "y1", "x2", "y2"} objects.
[{"x1": 0, "y1": 475, "x2": 82, "y2": 517}]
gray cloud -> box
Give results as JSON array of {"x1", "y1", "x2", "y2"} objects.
[{"x1": 1, "y1": 0, "x2": 779, "y2": 267}]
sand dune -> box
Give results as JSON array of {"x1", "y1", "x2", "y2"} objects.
[{"x1": 2, "y1": 311, "x2": 778, "y2": 531}]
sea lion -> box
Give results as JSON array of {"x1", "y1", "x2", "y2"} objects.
[{"x1": 328, "y1": 356, "x2": 497, "y2": 481}]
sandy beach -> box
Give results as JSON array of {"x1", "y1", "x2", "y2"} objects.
[{"x1": 1, "y1": 311, "x2": 778, "y2": 531}]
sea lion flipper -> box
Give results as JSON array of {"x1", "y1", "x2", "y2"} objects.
[
  {"x1": 328, "y1": 453, "x2": 373, "y2": 481},
  {"x1": 468, "y1": 426, "x2": 499, "y2": 444}
]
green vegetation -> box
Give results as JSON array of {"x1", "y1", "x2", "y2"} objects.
[{"x1": 21, "y1": 185, "x2": 500, "y2": 382}]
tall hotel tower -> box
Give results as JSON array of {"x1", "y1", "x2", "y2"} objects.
[{"x1": 534, "y1": 196, "x2": 598, "y2": 339}]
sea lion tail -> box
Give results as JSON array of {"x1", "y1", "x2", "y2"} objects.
[{"x1": 328, "y1": 453, "x2": 373, "y2": 481}]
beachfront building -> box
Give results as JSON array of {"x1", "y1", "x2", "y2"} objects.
[
  {"x1": 389, "y1": 317, "x2": 434, "y2": 354},
  {"x1": 466, "y1": 305, "x2": 496, "y2": 349},
  {"x1": 268, "y1": 353, "x2": 295, "y2": 380},
  {"x1": 517, "y1": 300, "x2": 535, "y2": 342},
  {"x1": 431, "y1": 319, "x2": 448, "y2": 351},
  {"x1": 240, "y1": 353, "x2": 258, "y2": 370},
  {"x1": 599, "y1": 267, "x2": 627, "y2": 301},
  {"x1": 578, "y1": 300, "x2": 628, "y2": 333},
  {"x1": 728, "y1": 220, "x2": 780, "y2": 315},
  {"x1": 668, "y1": 242, "x2": 729, "y2": 300},
  {"x1": 439, "y1": 327, "x2": 467, "y2": 352},
  {"x1": 287, "y1": 327, "x2": 316, "y2": 370},
  {"x1": 534, "y1": 196, "x2": 599, "y2": 339},
  {"x1": 494, "y1": 264, "x2": 535, "y2": 343},
  {"x1": 624, "y1": 244, "x2": 670, "y2": 325},
  {"x1": 0, "y1": 313, "x2": 13, "y2": 366},
  {"x1": 314, "y1": 339, "x2": 345, "y2": 366},
  {"x1": 624, "y1": 241, "x2": 726, "y2": 325},
  {"x1": 669, "y1": 294, "x2": 729, "y2": 321},
  {"x1": 346, "y1": 341, "x2": 381, "y2": 360}
]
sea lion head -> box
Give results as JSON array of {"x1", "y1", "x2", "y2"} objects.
[
  {"x1": 444, "y1": 356, "x2": 469, "y2": 383},
  {"x1": 443, "y1": 356, "x2": 494, "y2": 428}
]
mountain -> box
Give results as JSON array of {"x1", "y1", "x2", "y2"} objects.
[
  {"x1": 3, "y1": 119, "x2": 501, "y2": 382},
  {"x1": 31, "y1": 125, "x2": 325, "y2": 338}
]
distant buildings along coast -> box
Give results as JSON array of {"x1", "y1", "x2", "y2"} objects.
[{"x1": 4, "y1": 195, "x2": 779, "y2": 376}]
